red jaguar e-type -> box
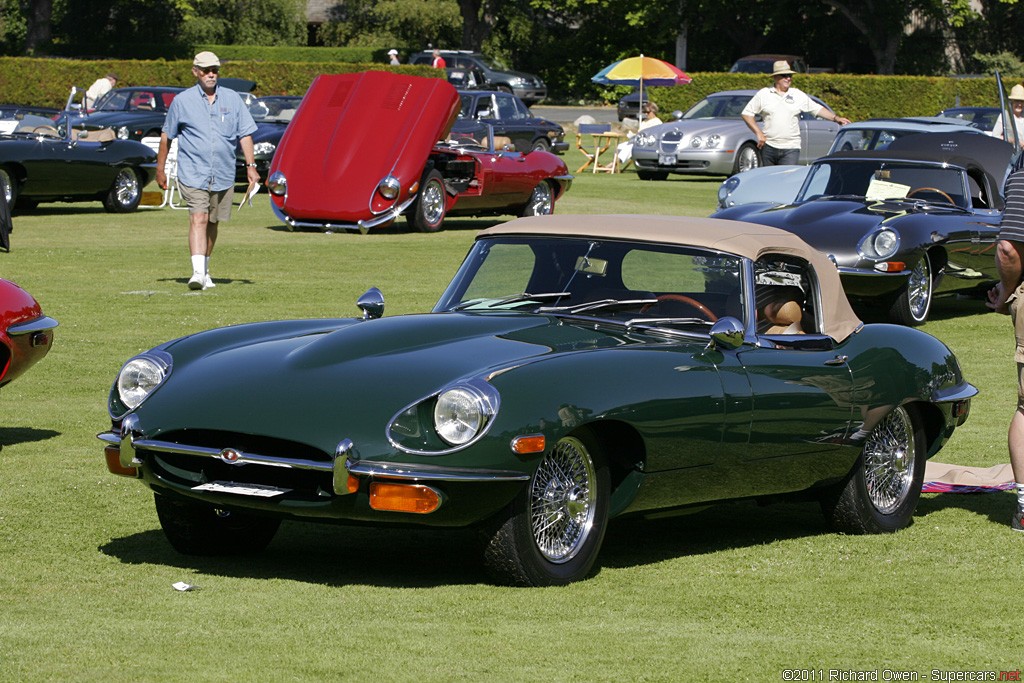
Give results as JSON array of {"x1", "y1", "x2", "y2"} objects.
[
  {"x1": 266, "y1": 71, "x2": 572, "y2": 233},
  {"x1": 0, "y1": 278, "x2": 56, "y2": 391}
]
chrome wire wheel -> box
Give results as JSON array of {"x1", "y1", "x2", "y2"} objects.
[
  {"x1": 113, "y1": 168, "x2": 140, "y2": 206},
  {"x1": 862, "y1": 406, "x2": 916, "y2": 515},
  {"x1": 906, "y1": 254, "x2": 932, "y2": 322},
  {"x1": 521, "y1": 182, "x2": 553, "y2": 216},
  {"x1": 420, "y1": 178, "x2": 445, "y2": 225},
  {"x1": 530, "y1": 435, "x2": 597, "y2": 563}
]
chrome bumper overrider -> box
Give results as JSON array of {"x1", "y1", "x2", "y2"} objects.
[
  {"x1": 271, "y1": 197, "x2": 416, "y2": 234},
  {"x1": 97, "y1": 415, "x2": 530, "y2": 496}
]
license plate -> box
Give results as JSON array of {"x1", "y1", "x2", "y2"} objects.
[
  {"x1": 192, "y1": 481, "x2": 291, "y2": 498},
  {"x1": 658, "y1": 155, "x2": 676, "y2": 165}
]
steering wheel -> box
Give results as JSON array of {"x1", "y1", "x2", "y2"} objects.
[
  {"x1": 906, "y1": 187, "x2": 955, "y2": 204},
  {"x1": 641, "y1": 294, "x2": 718, "y2": 322}
]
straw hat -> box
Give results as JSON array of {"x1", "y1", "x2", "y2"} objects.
[
  {"x1": 1010, "y1": 84, "x2": 1024, "y2": 102},
  {"x1": 771, "y1": 60, "x2": 795, "y2": 77}
]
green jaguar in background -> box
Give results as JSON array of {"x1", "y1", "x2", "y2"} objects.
[{"x1": 98, "y1": 215, "x2": 976, "y2": 586}]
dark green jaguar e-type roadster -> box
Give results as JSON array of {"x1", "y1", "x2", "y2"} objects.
[{"x1": 98, "y1": 215, "x2": 976, "y2": 586}]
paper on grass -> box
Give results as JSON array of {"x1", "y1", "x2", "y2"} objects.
[{"x1": 237, "y1": 181, "x2": 260, "y2": 211}]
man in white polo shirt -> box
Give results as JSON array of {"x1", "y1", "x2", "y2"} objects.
[{"x1": 741, "y1": 60, "x2": 850, "y2": 166}]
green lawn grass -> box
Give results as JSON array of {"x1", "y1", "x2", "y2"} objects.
[{"x1": 0, "y1": 171, "x2": 1019, "y2": 681}]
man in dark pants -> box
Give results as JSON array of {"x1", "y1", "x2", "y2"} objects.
[{"x1": 741, "y1": 60, "x2": 850, "y2": 166}]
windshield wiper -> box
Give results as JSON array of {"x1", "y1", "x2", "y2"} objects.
[
  {"x1": 452, "y1": 292, "x2": 570, "y2": 311},
  {"x1": 626, "y1": 317, "x2": 714, "y2": 329},
  {"x1": 541, "y1": 298, "x2": 658, "y2": 314}
]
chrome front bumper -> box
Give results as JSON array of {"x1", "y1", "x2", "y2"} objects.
[
  {"x1": 97, "y1": 415, "x2": 530, "y2": 496},
  {"x1": 271, "y1": 197, "x2": 416, "y2": 234}
]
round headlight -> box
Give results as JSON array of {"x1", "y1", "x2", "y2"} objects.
[
  {"x1": 871, "y1": 230, "x2": 899, "y2": 259},
  {"x1": 378, "y1": 175, "x2": 401, "y2": 200},
  {"x1": 117, "y1": 357, "x2": 167, "y2": 410},
  {"x1": 690, "y1": 135, "x2": 703, "y2": 148},
  {"x1": 706, "y1": 134, "x2": 722, "y2": 148},
  {"x1": 635, "y1": 133, "x2": 656, "y2": 147},
  {"x1": 718, "y1": 176, "x2": 740, "y2": 206},
  {"x1": 116, "y1": 126, "x2": 129, "y2": 140},
  {"x1": 434, "y1": 387, "x2": 485, "y2": 446},
  {"x1": 253, "y1": 141, "x2": 276, "y2": 156},
  {"x1": 267, "y1": 171, "x2": 287, "y2": 196}
]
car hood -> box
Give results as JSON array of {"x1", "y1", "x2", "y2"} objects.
[
  {"x1": 719, "y1": 198, "x2": 956, "y2": 264},
  {"x1": 135, "y1": 312, "x2": 641, "y2": 454},
  {"x1": 650, "y1": 118, "x2": 744, "y2": 136},
  {"x1": 269, "y1": 72, "x2": 460, "y2": 221}
]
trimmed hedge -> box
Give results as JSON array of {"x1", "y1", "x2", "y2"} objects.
[
  {"x1": 0, "y1": 57, "x2": 439, "y2": 108},
  {"x1": 635, "y1": 73, "x2": 1002, "y2": 122},
  {"x1": 0, "y1": 56, "x2": 1005, "y2": 119}
]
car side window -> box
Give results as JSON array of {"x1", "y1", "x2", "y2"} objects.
[
  {"x1": 495, "y1": 94, "x2": 520, "y2": 120},
  {"x1": 754, "y1": 256, "x2": 819, "y2": 336}
]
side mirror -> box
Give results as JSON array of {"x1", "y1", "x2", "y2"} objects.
[
  {"x1": 671, "y1": 110, "x2": 683, "y2": 121},
  {"x1": 708, "y1": 316, "x2": 745, "y2": 350},
  {"x1": 357, "y1": 287, "x2": 385, "y2": 320}
]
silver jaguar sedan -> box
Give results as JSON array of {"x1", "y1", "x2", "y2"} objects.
[{"x1": 631, "y1": 89, "x2": 839, "y2": 179}]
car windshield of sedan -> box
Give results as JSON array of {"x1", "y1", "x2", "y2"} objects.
[
  {"x1": 682, "y1": 95, "x2": 750, "y2": 120},
  {"x1": 797, "y1": 160, "x2": 969, "y2": 208},
  {"x1": 249, "y1": 96, "x2": 301, "y2": 123},
  {"x1": 435, "y1": 236, "x2": 746, "y2": 331}
]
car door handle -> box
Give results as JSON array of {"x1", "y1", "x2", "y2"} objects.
[{"x1": 824, "y1": 355, "x2": 848, "y2": 366}]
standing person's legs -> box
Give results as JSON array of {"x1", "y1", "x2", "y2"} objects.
[
  {"x1": 761, "y1": 145, "x2": 799, "y2": 166},
  {"x1": 180, "y1": 184, "x2": 232, "y2": 290},
  {"x1": 1010, "y1": 286, "x2": 1024, "y2": 529}
]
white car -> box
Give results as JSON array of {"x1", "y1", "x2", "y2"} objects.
[
  {"x1": 631, "y1": 89, "x2": 840, "y2": 179},
  {"x1": 716, "y1": 117, "x2": 983, "y2": 208}
]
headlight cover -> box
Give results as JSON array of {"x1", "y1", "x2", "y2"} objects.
[
  {"x1": 860, "y1": 229, "x2": 900, "y2": 260},
  {"x1": 267, "y1": 170, "x2": 287, "y2": 196},
  {"x1": 378, "y1": 175, "x2": 401, "y2": 200},
  {"x1": 387, "y1": 379, "x2": 500, "y2": 454},
  {"x1": 718, "y1": 175, "x2": 740, "y2": 207},
  {"x1": 110, "y1": 350, "x2": 172, "y2": 417},
  {"x1": 116, "y1": 126, "x2": 129, "y2": 140}
]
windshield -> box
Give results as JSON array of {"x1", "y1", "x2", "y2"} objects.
[
  {"x1": 682, "y1": 95, "x2": 750, "y2": 120},
  {"x1": 798, "y1": 159, "x2": 969, "y2": 208},
  {"x1": 435, "y1": 236, "x2": 745, "y2": 329},
  {"x1": 475, "y1": 54, "x2": 509, "y2": 71},
  {"x1": 249, "y1": 96, "x2": 301, "y2": 123}
]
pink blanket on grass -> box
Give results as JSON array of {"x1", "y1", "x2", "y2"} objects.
[{"x1": 922, "y1": 461, "x2": 1016, "y2": 493}]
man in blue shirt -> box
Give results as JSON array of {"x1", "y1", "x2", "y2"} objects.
[{"x1": 156, "y1": 51, "x2": 259, "y2": 290}]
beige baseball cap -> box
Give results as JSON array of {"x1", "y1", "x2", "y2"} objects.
[{"x1": 193, "y1": 51, "x2": 221, "y2": 68}]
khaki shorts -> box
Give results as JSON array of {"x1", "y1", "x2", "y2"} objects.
[
  {"x1": 1010, "y1": 282, "x2": 1024, "y2": 407},
  {"x1": 179, "y1": 183, "x2": 234, "y2": 223}
]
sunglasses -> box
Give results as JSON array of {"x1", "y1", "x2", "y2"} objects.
[{"x1": 198, "y1": 66, "x2": 219, "y2": 75}]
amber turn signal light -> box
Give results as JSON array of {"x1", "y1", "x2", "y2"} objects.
[
  {"x1": 104, "y1": 446, "x2": 138, "y2": 477},
  {"x1": 369, "y1": 482, "x2": 441, "y2": 514},
  {"x1": 511, "y1": 434, "x2": 546, "y2": 454}
]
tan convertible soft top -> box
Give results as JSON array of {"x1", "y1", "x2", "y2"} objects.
[{"x1": 480, "y1": 214, "x2": 863, "y2": 342}]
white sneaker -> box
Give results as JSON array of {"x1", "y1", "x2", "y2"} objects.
[
  {"x1": 203, "y1": 274, "x2": 216, "y2": 290},
  {"x1": 187, "y1": 272, "x2": 204, "y2": 290}
]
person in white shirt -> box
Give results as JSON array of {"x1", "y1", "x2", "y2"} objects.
[
  {"x1": 741, "y1": 60, "x2": 849, "y2": 166},
  {"x1": 617, "y1": 102, "x2": 663, "y2": 167},
  {"x1": 388, "y1": 49, "x2": 400, "y2": 66},
  {"x1": 992, "y1": 83, "x2": 1024, "y2": 148},
  {"x1": 84, "y1": 73, "x2": 117, "y2": 111}
]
